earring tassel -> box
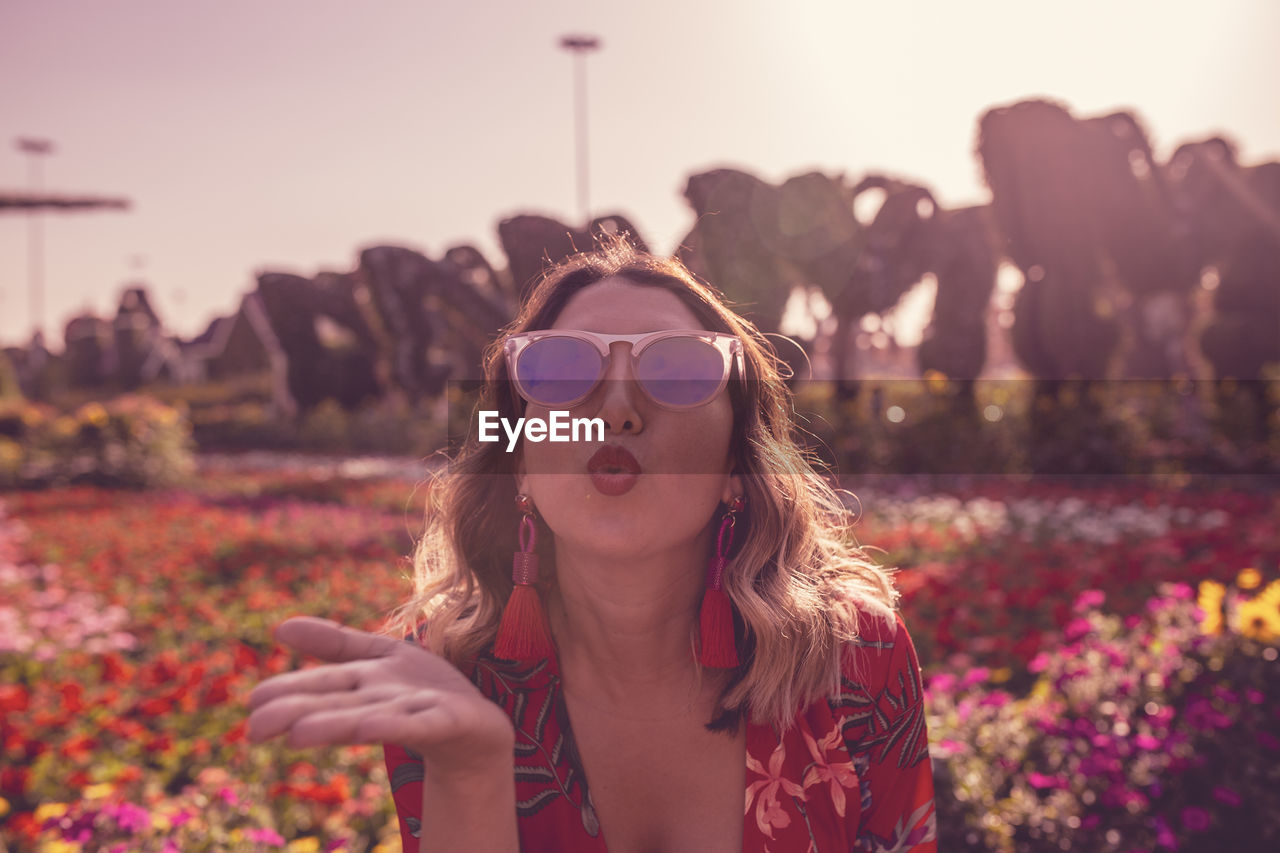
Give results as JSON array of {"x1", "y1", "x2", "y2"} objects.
[
  {"x1": 698, "y1": 584, "x2": 739, "y2": 667},
  {"x1": 495, "y1": 582, "x2": 554, "y2": 661},
  {"x1": 495, "y1": 515, "x2": 553, "y2": 661}
]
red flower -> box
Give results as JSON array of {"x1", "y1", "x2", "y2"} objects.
[
  {"x1": 235, "y1": 642, "x2": 259, "y2": 670},
  {"x1": 0, "y1": 684, "x2": 28, "y2": 713},
  {"x1": 1, "y1": 764, "x2": 30, "y2": 797},
  {"x1": 223, "y1": 720, "x2": 247, "y2": 745},
  {"x1": 146, "y1": 733, "x2": 173, "y2": 754},
  {"x1": 61, "y1": 734, "x2": 97, "y2": 761},
  {"x1": 100, "y1": 654, "x2": 135, "y2": 684},
  {"x1": 59, "y1": 683, "x2": 85, "y2": 714}
]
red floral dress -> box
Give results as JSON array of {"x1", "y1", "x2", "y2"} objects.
[{"x1": 384, "y1": 613, "x2": 936, "y2": 852}]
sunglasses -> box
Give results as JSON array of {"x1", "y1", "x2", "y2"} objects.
[{"x1": 504, "y1": 329, "x2": 745, "y2": 410}]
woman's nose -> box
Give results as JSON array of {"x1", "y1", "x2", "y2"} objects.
[{"x1": 595, "y1": 343, "x2": 644, "y2": 434}]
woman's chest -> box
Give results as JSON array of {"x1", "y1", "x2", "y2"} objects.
[{"x1": 569, "y1": 713, "x2": 746, "y2": 853}]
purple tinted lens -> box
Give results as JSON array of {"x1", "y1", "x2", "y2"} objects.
[
  {"x1": 517, "y1": 336, "x2": 602, "y2": 405},
  {"x1": 635, "y1": 337, "x2": 725, "y2": 406}
]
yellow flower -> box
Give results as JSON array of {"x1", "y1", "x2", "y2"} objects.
[
  {"x1": 34, "y1": 802, "x2": 68, "y2": 823},
  {"x1": 1197, "y1": 581, "x2": 1225, "y2": 636},
  {"x1": 0, "y1": 796, "x2": 9, "y2": 818},
  {"x1": 1237, "y1": 568, "x2": 1262, "y2": 590},
  {"x1": 0, "y1": 437, "x2": 22, "y2": 467},
  {"x1": 288, "y1": 837, "x2": 321, "y2": 853},
  {"x1": 82, "y1": 782, "x2": 114, "y2": 800},
  {"x1": 1236, "y1": 597, "x2": 1280, "y2": 644},
  {"x1": 990, "y1": 667, "x2": 1013, "y2": 684},
  {"x1": 79, "y1": 402, "x2": 109, "y2": 427},
  {"x1": 1257, "y1": 580, "x2": 1280, "y2": 608},
  {"x1": 38, "y1": 841, "x2": 81, "y2": 853}
]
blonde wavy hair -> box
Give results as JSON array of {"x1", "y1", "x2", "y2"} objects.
[{"x1": 387, "y1": 238, "x2": 898, "y2": 731}]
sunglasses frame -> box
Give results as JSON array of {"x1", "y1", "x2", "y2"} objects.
[{"x1": 504, "y1": 329, "x2": 745, "y2": 411}]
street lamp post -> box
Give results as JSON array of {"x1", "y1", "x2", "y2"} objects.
[
  {"x1": 16, "y1": 137, "x2": 55, "y2": 343},
  {"x1": 558, "y1": 35, "x2": 600, "y2": 223}
]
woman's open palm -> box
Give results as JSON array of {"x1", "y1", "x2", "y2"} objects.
[{"x1": 247, "y1": 617, "x2": 514, "y2": 781}]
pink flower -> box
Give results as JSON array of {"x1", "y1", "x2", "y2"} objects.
[
  {"x1": 245, "y1": 828, "x2": 285, "y2": 847},
  {"x1": 1212, "y1": 786, "x2": 1242, "y2": 807},
  {"x1": 1074, "y1": 589, "x2": 1105, "y2": 611},
  {"x1": 934, "y1": 739, "x2": 970, "y2": 756},
  {"x1": 800, "y1": 723, "x2": 859, "y2": 817},
  {"x1": 927, "y1": 672, "x2": 957, "y2": 693},
  {"x1": 1027, "y1": 772, "x2": 1068, "y2": 790},
  {"x1": 1180, "y1": 806, "x2": 1211, "y2": 832},
  {"x1": 979, "y1": 691, "x2": 1011, "y2": 709},
  {"x1": 745, "y1": 742, "x2": 806, "y2": 839},
  {"x1": 1064, "y1": 618, "x2": 1092, "y2": 640},
  {"x1": 1134, "y1": 733, "x2": 1161, "y2": 751}
]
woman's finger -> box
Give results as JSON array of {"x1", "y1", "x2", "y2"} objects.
[
  {"x1": 247, "y1": 659, "x2": 367, "y2": 711},
  {"x1": 275, "y1": 617, "x2": 400, "y2": 663},
  {"x1": 247, "y1": 684, "x2": 409, "y2": 744},
  {"x1": 285, "y1": 693, "x2": 449, "y2": 749}
]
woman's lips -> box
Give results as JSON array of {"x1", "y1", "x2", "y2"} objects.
[{"x1": 587, "y1": 445, "x2": 642, "y2": 496}]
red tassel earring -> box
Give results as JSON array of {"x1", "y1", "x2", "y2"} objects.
[
  {"x1": 494, "y1": 494, "x2": 554, "y2": 661},
  {"x1": 698, "y1": 495, "x2": 744, "y2": 668}
]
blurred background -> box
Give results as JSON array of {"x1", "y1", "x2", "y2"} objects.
[
  {"x1": 2, "y1": 0, "x2": 1278, "y2": 475},
  {"x1": 2, "y1": 2, "x2": 1279, "y2": 851}
]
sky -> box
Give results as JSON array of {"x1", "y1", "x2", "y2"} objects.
[{"x1": 2, "y1": 0, "x2": 1278, "y2": 348}]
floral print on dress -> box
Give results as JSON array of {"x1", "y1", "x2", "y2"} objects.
[
  {"x1": 745, "y1": 741, "x2": 807, "y2": 839},
  {"x1": 384, "y1": 611, "x2": 937, "y2": 852},
  {"x1": 801, "y1": 722, "x2": 860, "y2": 818}
]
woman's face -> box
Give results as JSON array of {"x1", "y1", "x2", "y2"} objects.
[{"x1": 514, "y1": 276, "x2": 740, "y2": 562}]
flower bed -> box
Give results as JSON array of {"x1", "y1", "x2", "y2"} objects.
[
  {"x1": 0, "y1": 471, "x2": 1276, "y2": 850},
  {"x1": 0, "y1": 396, "x2": 195, "y2": 489}
]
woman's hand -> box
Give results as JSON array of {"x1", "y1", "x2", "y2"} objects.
[{"x1": 247, "y1": 617, "x2": 515, "y2": 782}]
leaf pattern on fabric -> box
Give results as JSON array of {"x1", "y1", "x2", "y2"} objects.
[
  {"x1": 856, "y1": 800, "x2": 938, "y2": 853},
  {"x1": 470, "y1": 652, "x2": 600, "y2": 835},
  {"x1": 834, "y1": 634, "x2": 930, "y2": 770}
]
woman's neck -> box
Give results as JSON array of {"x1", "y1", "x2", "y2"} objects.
[{"x1": 547, "y1": 537, "x2": 712, "y2": 707}]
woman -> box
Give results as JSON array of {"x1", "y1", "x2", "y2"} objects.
[{"x1": 248, "y1": 239, "x2": 936, "y2": 852}]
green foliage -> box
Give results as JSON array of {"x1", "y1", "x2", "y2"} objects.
[
  {"x1": 794, "y1": 377, "x2": 1278, "y2": 478},
  {"x1": 0, "y1": 396, "x2": 195, "y2": 489},
  {"x1": 0, "y1": 351, "x2": 22, "y2": 404}
]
